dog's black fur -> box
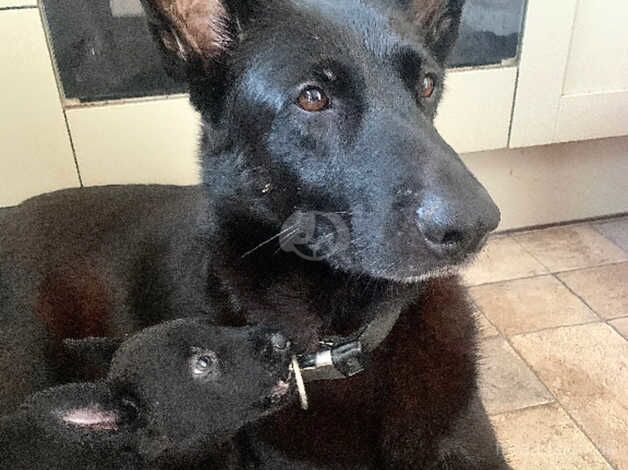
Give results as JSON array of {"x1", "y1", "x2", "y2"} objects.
[
  {"x1": 0, "y1": 319, "x2": 294, "y2": 469},
  {"x1": 0, "y1": 0, "x2": 507, "y2": 467}
]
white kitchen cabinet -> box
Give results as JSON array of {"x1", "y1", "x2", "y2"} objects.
[{"x1": 510, "y1": 0, "x2": 628, "y2": 147}]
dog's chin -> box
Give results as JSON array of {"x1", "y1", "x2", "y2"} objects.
[{"x1": 326, "y1": 248, "x2": 479, "y2": 285}]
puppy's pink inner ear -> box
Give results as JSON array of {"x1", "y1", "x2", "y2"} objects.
[{"x1": 60, "y1": 407, "x2": 119, "y2": 431}]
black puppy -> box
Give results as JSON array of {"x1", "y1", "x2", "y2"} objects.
[
  {"x1": 0, "y1": 0, "x2": 507, "y2": 467},
  {"x1": 0, "y1": 319, "x2": 294, "y2": 469}
]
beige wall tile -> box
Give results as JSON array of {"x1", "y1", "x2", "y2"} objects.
[
  {"x1": 67, "y1": 97, "x2": 201, "y2": 187},
  {"x1": 470, "y1": 276, "x2": 598, "y2": 336},
  {"x1": 491, "y1": 404, "x2": 612, "y2": 470},
  {"x1": 463, "y1": 235, "x2": 548, "y2": 286},
  {"x1": 559, "y1": 263, "x2": 628, "y2": 319},
  {"x1": 513, "y1": 225, "x2": 627, "y2": 272},
  {"x1": 479, "y1": 337, "x2": 553, "y2": 416},
  {"x1": 0, "y1": 9, "x2": 79, "y2": 207},
  {"x1": 511, "y1": 323, "x2": 628, "y2": 469},
  {"x1": 609, "y1": 317, "x2": 628, "y2": 340}
]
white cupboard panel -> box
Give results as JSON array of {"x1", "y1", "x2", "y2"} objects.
[
  {"x1": 556, "y1": 90, "x2": 628, "y2": 143},
  {"x1": 67, "y1": 97, "x2": 201, "y2": 186},
  {"x1": 509, "y1": 0, "x2": 578, "y2": 148},
  {"x1": 0, "y1": 9, "x2": 78, "y2": 207},
  {"x1": 563, "y1": 0, "x2": 628, "y2": 95},
  {"x1": 0, "y1": 0, "x2": 36, "y2": 8},
  {"x1": 436, "y1": 66, "x2": 518, "y2": 154}
]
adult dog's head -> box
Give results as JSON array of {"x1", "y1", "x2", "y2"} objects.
[{"x1": 142, "y1": 0, "x2": 500, "y2": 283}]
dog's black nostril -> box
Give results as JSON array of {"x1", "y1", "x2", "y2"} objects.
[{"x1": 416, "y1": 205, "x2": 472, "y2": 257}]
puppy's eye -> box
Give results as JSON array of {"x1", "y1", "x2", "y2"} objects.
[
  {"x1": 297, "y1": 86, "x2": 330, "y2": 112},
  {"x1": 191, "y1": 351, "x2": 219, "y2": 377},
  {"x1": 420, "y1": 75, "x2": 436, "y2": 99}
]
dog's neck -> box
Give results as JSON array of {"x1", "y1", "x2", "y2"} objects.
[{"x1": 200, "y1": 211, "x2": 419, "y2": 352}]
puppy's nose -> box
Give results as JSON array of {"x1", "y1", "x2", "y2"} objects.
[
  {"x1": 270, "y1": 332, "x2": 291, "y2": 354},
  {"x1": 416, "y1": 197, "x2": 500, "y2": 258}
]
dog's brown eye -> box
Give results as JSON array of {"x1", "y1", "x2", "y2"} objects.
[
  {"x1": 421, "y1": 75, "x2": 436, "y2": 98},
  {"x1": 297, "y1": 86, "x2": 329, "y2": 112}
]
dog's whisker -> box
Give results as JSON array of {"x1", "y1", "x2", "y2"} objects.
[{"x1": 241, "y1": 224, "x2": 298, "y2": 259}]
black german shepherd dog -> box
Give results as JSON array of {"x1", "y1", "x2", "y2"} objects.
[{"x1": 0, "y1": 0, "x2": 507, "y2": 467}]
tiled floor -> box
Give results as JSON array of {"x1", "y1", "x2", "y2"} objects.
[{"x1": 463, "y1": 215, "x2": 628, "y2": 470}]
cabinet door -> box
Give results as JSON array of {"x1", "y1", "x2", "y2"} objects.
[
  {"x1": 0, "y1": 8, "x2": 78, "y2": 207},
  {"x1": 510, "y1": 0, "x2": 628, "y2": 147}
]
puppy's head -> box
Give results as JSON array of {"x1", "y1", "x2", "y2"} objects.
[
  {"x1": 142, "y1": 0, "x2": 500, "y2": 283},
  {"x1": 105, "y1": 319, "x2": 293, "y2": 462},
  {"x1": 59, "y1": 320, "x2": 293, "y2": 464}
]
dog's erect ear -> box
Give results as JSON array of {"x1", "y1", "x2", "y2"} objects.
[
  {"x1": 405, "y1": 0, "x2": 466, "y2": 62},
  {"x1": 140, "y1": 0, "x2": 253, "y2": 79}
]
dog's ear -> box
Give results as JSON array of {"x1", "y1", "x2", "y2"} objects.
[
  {"x1": 59, "y1": 405, "x2": 122, "y2": 431},
  {"x1": 405, "y1": 0, "x2": 466, "y2": 63},
  {"x1": 140, "y1": 0, "x2": 253, "y2": 79}
]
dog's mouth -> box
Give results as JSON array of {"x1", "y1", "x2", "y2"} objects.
[{"x1": 264, "y1": 367, "x2": 295, "y2": 409}]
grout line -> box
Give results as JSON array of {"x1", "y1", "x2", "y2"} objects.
[
  {"x1": 505, "y1": 330, "x2": 617, "y2": 468},
  {"x1": 553, "y1": 273, "x2": 602, "y2": 321},
  {"x1": 508, "y1": 232, "x2": 554, "y2": 271},
  {"x1": 466, "y1": 271, "x2": 552, "y2": 289},
  {"x1": 488, "y1": 400, "x2": 559, "y2": 418},
  {"x1": 466, "y1": 259, "x2": 628, "y2": 289},
  {"x1": 508, "y1": 319, "x2": 603, "y2": 340},
  {"x1": 62, "y1": 109, "x2": 83, "y2": 187},
  {"x1": 606, "y1": 318, "x2": 628, "y2": 341}
]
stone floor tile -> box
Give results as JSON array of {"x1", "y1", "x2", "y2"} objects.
[
  {"x1": 479, "y1": 337, "x2": 553, "y2": 416},
  {"x1": 595, "y1": 216, "x2": 628, "y2": 252},
  {"x1": 462, "y1": 235, "x2": 548, "y2": 286},
  {"x1": 475, "y1": 312, "x2": 500, "y2": 338},
  {"x1": 491, "y1": 404, "x2": 612, "y2": 469},
  {"x1": 513, "y1": 225, "x2": 627, "y2": 273},
  {"x1": 609, "y1": 317, "x2": 628, "y2": 340},
  {"x1": 510, "y1": 323, "x2": 628, "y2": 469},
  {"x1": 470, "y1": 276, "x2": 598, "y2": 336},
  {"x1": 558, "y1": 263, "x2": 628, "y2": 319}
]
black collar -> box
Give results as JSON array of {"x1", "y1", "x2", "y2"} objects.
[{"x1": 299, "y1": 303, "x2": 403, "y2": 382}]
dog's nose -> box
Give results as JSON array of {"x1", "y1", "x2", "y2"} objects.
[{"x1": 416, "y1": 197, "x2": 500, "y2": 258}]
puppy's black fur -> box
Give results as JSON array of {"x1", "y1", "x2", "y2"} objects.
[
  {"x1": 0, "y1": 320, "x2": 293, "y2": 469},
  {"x1": 0, "y1": 0, "x2": 508, "y2": 467}
]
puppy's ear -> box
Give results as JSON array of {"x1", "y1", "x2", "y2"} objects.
[
  {"x1": 64, "y1": 337, "x2": 124, "y2": 373},
  {"x1": 140, "y1": 0, "x2": 252, "y2": 79},
  {"x1": 405, "y1": 0, "x2": 466, "y2": 63}
]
